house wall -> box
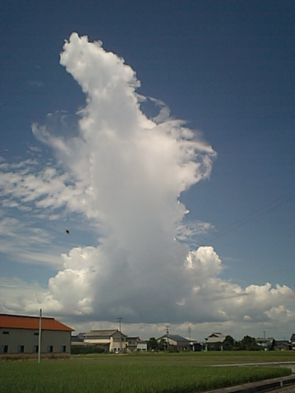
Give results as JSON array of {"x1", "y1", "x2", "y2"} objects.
[
  {"x1": 84, "y1": 338, "x2": 110, "y2": 344},
  {"x1": 84, "y1": 333, "x2": 127, "y2": 352},
  {"x1": 83, "y1": 338, "x2": 111, "y2": 351},
  {"x1": 137, "y1": 342, "x2": 147, "y2": 351},
  {"x1": 110, "y1": 335, "x2": 127, "y2": 352},
  {"x1": 0, "y1": 328, "x2": 71, "y2": 355},
  {"x1": 162, "y1": 337, "x2": 190, "y2": 351},
  {"x1": 126, "y1": 337, "x2": 139, "y2": 352},
  {"x1": 205, "y1": 342, "x2": 224, "y2": 351}
]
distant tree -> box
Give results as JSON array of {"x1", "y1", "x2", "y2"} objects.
[
  {"x1": 223, "y1": 335, "x2": 235, "y2": 350},
  {"x1": 147, "y1": 337, "x2": 159, "y2": 351},
  {"x1": 239, "y1": 335, "x2": 260, "y2": 351}
]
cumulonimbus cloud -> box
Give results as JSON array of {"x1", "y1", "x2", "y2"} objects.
[
  {"x1": 38, "y1": 32, "x2": 217, "y2": 322},
  {"x1": 1, "y1": 33, "x2": 294, "y2": 328}
]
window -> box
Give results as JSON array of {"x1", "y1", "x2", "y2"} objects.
[
  {"x1": 0, "y1": 345, "x2": 8, "y2": 353},
  {"x1": 47, "y1": 345, "x2": 53, "y2": 353},
  {"x1": 2, "y1": 331, "x2": 9, "y2": 335},
  {"x1": 34, "y1": 332, "x2": 39, "y2": 336},
  {"x1": 17, "y1": 345, "x2": 24, "y2": 353},
  {"x1": 61, "y1": 345, "x2": 66, "y2": 353},
  {"x1": 34, "y1": 345, "x2": 39, "y2": 353}
]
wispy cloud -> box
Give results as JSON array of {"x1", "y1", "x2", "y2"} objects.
[
  {"x1": 0, "y1": 160, "x2": 85, "y2": 217},
  {"x1": 176, "y1": 220, "x2": 215, "y2": 244},
  {"x1": 0, "y1": 214, "x2": 63, "y2": 267}
]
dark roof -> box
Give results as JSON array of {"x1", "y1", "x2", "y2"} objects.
[
  {"x1": 208, "y1": 332, "x2": 222, "y2": 338},
  {"x1": 158, "y1": 334, "x2": 190, "y2": 343},
  {"x1": 71, "y1": 335, "x2": 84, "y2": 342},
  {"x1": 205, "y1": 333, "x2": 226, "y2": 343},
  {"x1": 256, "y1": 337, "x2": 274, "y2": 343},
  {"x1": 84, "y1": 329, "x2": 127, "y2": 339},
  {"x1": 275, "y1": 340, "x2": 290, "y2": 345},
  {"x1": 0, "y1": 313, "x2": 73, "y2": 332}
]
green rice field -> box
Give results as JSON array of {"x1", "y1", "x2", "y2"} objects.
[{"x1": 1, "y1": 351, "x2": 294, "y2": 393}]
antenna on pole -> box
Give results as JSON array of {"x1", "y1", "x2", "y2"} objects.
[
  {"x1": 188, "y1": 326, "x2": 192, "y2": 340},
  {"x1": 165, "y1": 325, "x2": 170, "y2": 351},
  {"x1": 38, "y1": 308, "x2": 42, "y2": 364},
  {"x1": 117, "y1": 317, "x2": 122, "y2": 332},
  {"x1": 117, "y1": 317, "x2": 123, "y2": 353}
]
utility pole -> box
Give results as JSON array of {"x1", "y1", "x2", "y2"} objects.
[
  {"x1": 38, "y1": 308, "x2": 42, "y2": 364},
  {"x1": 117, "y1": 317, "x2": 123, "y2": 352},
  {"x1": 165, "y1": 325, "x2": 170, "y2": 351},
  {"x1": 188, "y1": 326, "x2": 192, "y2": 340}
]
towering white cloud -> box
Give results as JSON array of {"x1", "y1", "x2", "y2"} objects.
[
  {"x1": 1, "y1": 33, "x2": 294, "y2": 330},
  {"x1": 38, "y1": 32, "x2": 216, "y2": 322}
]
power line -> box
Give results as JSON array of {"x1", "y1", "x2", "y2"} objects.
[{"x1": 213, "y1": 193, "x2": 294, "y2": 241}]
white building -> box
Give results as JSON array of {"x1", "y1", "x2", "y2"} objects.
[
  {"x1": 205, "y1": 332, "x2": 226, "y2": 351},
  {"x1": 255, "y1": 337, "x2": 274, "y2": 351},
  {"x1": 126, "y1": 336, "x2": 147, "y2": 352},
  {"x1": 157, "y1": 334, "x2": 191, "y2": 351},
  {"x1": 0, "y1": 313, "x2": 73, "y2": 357},
  {"x1": 83, "y1": 329, "x2": 127, "y2": 352}
]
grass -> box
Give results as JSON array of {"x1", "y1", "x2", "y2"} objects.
[{"x1": 0, "y1": 351, "x2": 294, "y2": 393}]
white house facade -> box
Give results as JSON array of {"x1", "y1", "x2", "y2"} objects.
[
  {"x1": 205, "y1": 332, "x2": 226, "y2": 351},
  {"x1": 83, "y1": 329, "x2": 127, "y2": 352}
]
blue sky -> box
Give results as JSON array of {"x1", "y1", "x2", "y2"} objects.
[{"x1": 0, "y1": 1, "x2": 295, "y2": 339}]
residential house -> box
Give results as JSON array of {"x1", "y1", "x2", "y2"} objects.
[
  {"x1": 126, "y1": 336, "x2": 139, "y2": 351},
  {"x1": 291, "y1": 334, "x2": 295, "y2": 350},
  {"x1": 157, "y1": 334, "x2": 191, "y2": 351},
  {"x1": 83, "y1": 329, "x2": 127, "y2": 352},
  {"x1": 273, "y1": 340, "x2": 291, "y2": 351},
  {"x1": 136, "y1": 340, "x2": 148, "y2": 351},
  {"x1": 205, "y1": 333, "x2": 226, "y2": 351},
  {"x1": 126, "y1": 336, "x2": 147, "y2": 352},
  {"x1": 188, "y1": 340, "x2": 203, "y2": 351},
  {"x1": 255, "y1": 337, "x2": 275, "y2": 351},
  {"x1": 71, "y1": 334, "x2": 106, "y2": 354},
  {"x1": 0, "y1": 313, "x2": 73, "y2": 357}
]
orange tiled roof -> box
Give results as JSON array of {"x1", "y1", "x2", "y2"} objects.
[{"x1": 0, "y1": 314, "x2": 73, "y2": 332}]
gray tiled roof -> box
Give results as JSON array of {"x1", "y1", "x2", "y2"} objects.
[
  {"x1": 84, "y1": 329, "x2": 127, "y2": 338},
  {"x1": 158, "y1": 334, "x2": 190, "y2": 343}
]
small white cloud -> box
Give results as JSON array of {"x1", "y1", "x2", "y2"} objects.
[
  {"x1": 264, "y1": 305, "x2": 295, "y2": 321},
  {"x1": 185, "y1": 246, "x2": 222, "y2": 277}
]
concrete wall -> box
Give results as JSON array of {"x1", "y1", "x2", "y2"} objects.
[{"x1": 0, "y1": 328, "x2": 71, "y2": 355}]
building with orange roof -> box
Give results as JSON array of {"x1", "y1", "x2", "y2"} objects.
[{"x1": 0, "y1": 313, "x2": 73, "y2": 357}]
